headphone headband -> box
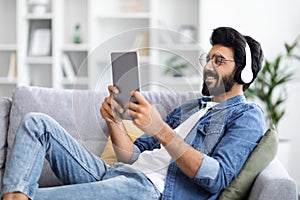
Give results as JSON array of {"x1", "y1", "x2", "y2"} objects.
[{"x1": 240, "y1": 42, "x2": 253, "y2": 84}]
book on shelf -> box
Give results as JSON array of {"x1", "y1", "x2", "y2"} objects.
[
  {"x1": 62, "y1": 53, "x2": 76, "y2": 80},
  {"x1": 7, "y1": 52, "x2": 17, "y2": 79},
  {"x1": 28, "y1": 28, "x2": 51, "y2": 56},
  {"x1": 132, "y1": 34, "x2": 149, "y2": 56},
  {"x1": 118, "y1": 0, "x2": 143, "y2": 12}
]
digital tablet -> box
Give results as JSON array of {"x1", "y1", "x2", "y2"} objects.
[{"x1": 111, "y1": 51, "x2": 141, "y2": 119}]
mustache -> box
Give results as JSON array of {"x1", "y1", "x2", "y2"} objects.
[{"x1": 204, "y1": 71, "x2": 218, "y2": 79}]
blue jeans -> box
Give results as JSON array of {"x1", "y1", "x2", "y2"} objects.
[{"x1": 1, "y1": 113, "x2": 160, "y2": 200}]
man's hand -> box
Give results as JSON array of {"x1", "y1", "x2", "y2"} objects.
[
  {"x1": 100, "y1": 86, "x2": 134, "y2": 163},
  {"x1": 125, "y1": 91, "x2": 167, "y2": 136},
  {"x1": 100, "y1": 85, "x2": 124, "y2": 125}
]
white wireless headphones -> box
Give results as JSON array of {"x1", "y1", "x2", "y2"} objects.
[{"x1": 240, "y1": 42, "x2": 253, "y2": 84}]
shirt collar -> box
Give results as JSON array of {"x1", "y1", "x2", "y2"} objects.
[{"x1": 200, "y1": 95, "x2": 246, "y2": 110}]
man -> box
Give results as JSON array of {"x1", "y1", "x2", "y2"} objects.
[{"x1": 1, "y1": 27, "x2": 265, "y2": 200}]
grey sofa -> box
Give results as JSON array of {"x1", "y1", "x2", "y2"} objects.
[{"x1": 0, "y1": 86, "x2": 298, "y2": 199}]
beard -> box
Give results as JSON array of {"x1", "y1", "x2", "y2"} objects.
[{"x1": 202, "y1": 72, "x2": 236, "y2": 96}]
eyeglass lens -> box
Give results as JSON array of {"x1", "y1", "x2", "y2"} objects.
[{"x1": 199, "y1": 54, "x2": 224, "y2": 67}]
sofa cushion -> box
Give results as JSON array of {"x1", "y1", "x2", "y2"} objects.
[
  {"x1": 218, "y1": 127, "x2": 278, "y2": 200},
  {"x1": 0, "y1": 97, "x2": 11, "y2": 188}
]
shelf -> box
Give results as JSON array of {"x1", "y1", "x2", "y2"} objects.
[
  {"x1": 61, "y1": 77, "x2": 88, "y2": 85},
  {"x1": 62, "y1": 44, "x2": 89, "y2": 52},
  {"x1": 26, "y1": 13, "x2": 53, "y2": 20},
  {"x1": 0, "y1": 77, "x2": 17, "y2": 84},
  {"x1": 26, "y1": 56, "x2": 53, "y2": 64},
  {"x1": 0, "y1": 44, "x2": 17, "y2": 51},
  {"x1": 0, "y1": 0, "x2": 201, "y2": 94},
  {"x1": 97, "y1": 12, "x2": 151, "y2": 19},
  {"x1": 159, "y1": 44, "x2": 200, "y2": 52}
]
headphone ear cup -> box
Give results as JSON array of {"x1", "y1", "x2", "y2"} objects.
[
  {"x1": 235, "y1": 65, "x2": 253, "y2": 84},
  {"x1": 241, "y1": 65, "x2": 253, "y2": 84}
]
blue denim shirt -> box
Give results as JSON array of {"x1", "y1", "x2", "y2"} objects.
[{"x1": 132, "y1": 95, "x2": 266, "y2": 200}]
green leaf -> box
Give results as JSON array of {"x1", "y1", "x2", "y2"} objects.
[
  {"x1": 273, "y1": 97, "x2": 285, "y2": 107},
  {"x1": 285, "y1": 41, "x2": 297, "y2": 54},
  {"x1": 273, "y1": 56, "x2": 282, "y2": 71},
  {"x1": 293, "y1": 55, "x2": 300, "y2": 61},
  {"x1": 275, "y1": 73, "x2": 293, "y2": 85}
]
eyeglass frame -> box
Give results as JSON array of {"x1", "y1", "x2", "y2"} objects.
[{"x1": 199, "y1": 53, "x2": 235, "y2": 68}]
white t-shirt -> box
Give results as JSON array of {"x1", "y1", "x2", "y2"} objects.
[{"x1": 130, "y1": 102, "x2": 217, "y2": 193}]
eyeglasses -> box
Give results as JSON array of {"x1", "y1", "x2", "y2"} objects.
[{"x1": 199, "y1": 53, "x2": 235, "y2": 68}]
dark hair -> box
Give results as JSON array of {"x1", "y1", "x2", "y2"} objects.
[{"x1": 210, "y1": 27, "x2": 264, "y2": 90}]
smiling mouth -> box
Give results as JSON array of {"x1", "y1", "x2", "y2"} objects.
[
  {"x1": 205, "y1": 76, "x2": 216, "y2": 82},
  {"x1": 204, "y1": 72, "x2": 218, "y2": 83}
]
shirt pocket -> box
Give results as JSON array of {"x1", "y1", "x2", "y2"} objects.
[{"x1": 197, "y1": 123, "x2": 225, "y2": 154}]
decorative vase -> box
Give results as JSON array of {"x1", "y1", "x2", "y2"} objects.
[{"x1": 73, "y1": 24, "x2": 82, "y2": 44}]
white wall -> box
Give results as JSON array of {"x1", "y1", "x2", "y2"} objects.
[{"x1": 199, "y1": 0, "x2": 300, "y2": 190}]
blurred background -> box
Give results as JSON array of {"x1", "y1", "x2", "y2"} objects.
[{"x1": 0, "y1": 0, "x2": 299, "y2": 193}]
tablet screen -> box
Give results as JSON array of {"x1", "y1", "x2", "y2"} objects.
[{"x1": 111, "y1": 51, "x2": 140, "y2": 118}]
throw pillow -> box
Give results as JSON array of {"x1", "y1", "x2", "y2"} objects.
[
  {"x1": 218, "y1": 128, "x2": 278, "y2": 200},
  {"x1": 101, "y1": 120, "x2": 144, "y2": 165}
]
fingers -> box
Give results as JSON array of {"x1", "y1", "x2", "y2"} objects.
[
  {"x1": 109, "y1": 97, "x2": 124, "y2": 113},
  {"x1": 124, "y1": 91, "x2": 148, "y2": 117},
  {"x1": 126, "y1": 101, "x2": 139, "y2": 111},
  {"x1": 126, "y1": 103, "x2": 166, "y2": 137},
  {"x1": 108, "y1": 85, "x2": 119, "y2": 97},
  {"x1": 125, "y1": 109, "x2": 139, "y2": 119},
  {"x1": 130, "y1": 91, "x2": 148, "y2": 105},
  {"x1": 100, "y1": 106, "x2": 114, "y2": 123},
  {"x1": 100, "y1": 85, "x2": 124, "y2": 123},
  {"x1": 125, "y1": 90, "x2": 151, "y2": 114},
  {"x1": 102, "y1": 88, "x2": 146, "y2": 123},
  {"x1": 100, "y1": 98, "x2": 123, "y2": 123}
]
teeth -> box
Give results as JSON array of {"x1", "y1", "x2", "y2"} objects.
[{"x1": 206, "y1": 76, "x2": 215, "y2": 81}]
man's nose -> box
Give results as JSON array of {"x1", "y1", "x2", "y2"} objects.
[{"x1": 204, "y1": 60, "x2": 215, "y2": 70}]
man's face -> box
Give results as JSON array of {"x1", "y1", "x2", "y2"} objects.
[{"x1": 202, "y1": 45, "x2": 237, "y2": 96}]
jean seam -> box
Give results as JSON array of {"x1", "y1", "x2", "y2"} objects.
[{"x1": 23, "y1": 142, "x2": 42, "y2": 182}]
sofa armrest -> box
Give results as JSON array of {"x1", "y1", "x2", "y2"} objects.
[
  {"x1": 0, "y1": 97, "x2": 11, "y2": 187},
  {"x1": 248, "y1": 157, "x2": 298, "y2": 200}
]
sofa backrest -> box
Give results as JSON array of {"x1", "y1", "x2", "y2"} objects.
[{"x1": 5, "y1": 86, "x2": 201, "y2": 187}]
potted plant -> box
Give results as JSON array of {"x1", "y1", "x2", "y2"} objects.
[
  {"x1": 246, "y1": 37, "x2": 300, "y2": 128},
  {"x1": 164, "y1": 55, "x2": 189, "y2": 77}
]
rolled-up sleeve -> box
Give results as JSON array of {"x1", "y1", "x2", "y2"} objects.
[
  {"x1": 128, "y1": 134, "x2": 161, "y2": 164},
  {"x1": 128, "y1": 144, "x2": 141, "y2": 164},
  {"x1": 195, "y1": 154, "x2": 219, "y2": 179}
]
